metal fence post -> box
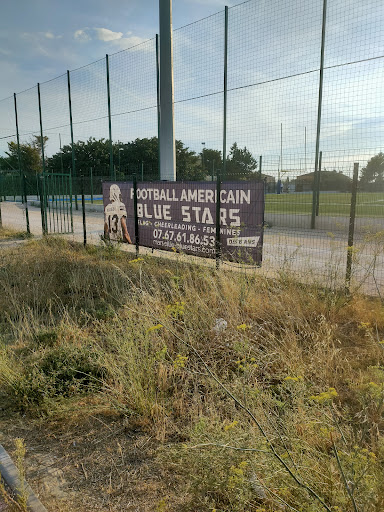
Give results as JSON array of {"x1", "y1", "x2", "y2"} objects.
[
  {"x1": 23, "y1": 175, "x2": 30, "y2": 235},
  {"x1": 37, "y1": 84, "x2": 47, "y2": 177},
  {"x1": 90, "y1": 167, "x2": 94, "y2": 203},
  {"x1": 311, "y1": 0, "x2": 327, "y2": 229},
  {"x1": 106, "y1": 54, "x2": 115, "y2": 180},
  {"x1": 156, "y1": 34, "x2": 161, "y2": 180},
  {"x1": 259, "y1": 155, "x2": 262, "y2": 179},
  {"x1": 345, "y1": 163, "x2": 359, "y2": 291},
  {"x1": 67, "y1": 70, "x2": 78, "y2": 211},
  {"x1": 13, "y1": 93, "x2": 23, "y2": 203},
  {"x1": 222, "y1": 6, "x2": 228, "y2": 181},
  {"x1": 216, "y1": 168, "x2": 221, "y2": 269},
  {"x1": 133, "y1": 174, "x2": 139, "y2": 258},
  {"x1": 40, "y1": 175, "x2": 47, "y2": 235},
  {"x1": 315, "y1": 151, "x2": 322, "y2": 216},
  {"x1": 81, "y1": 175, "x2": 87, "y2": 246}
]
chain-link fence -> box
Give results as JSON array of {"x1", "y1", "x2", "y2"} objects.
[{"x1": 0, "y1": 0, "x2": 383, "y2": 295}]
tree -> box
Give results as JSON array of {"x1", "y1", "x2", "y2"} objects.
[
  {"x1": 360, "y1": 153, "x2": 384, "y2": 190},
  {"x1": 200, "y1": 148, "x2": 222, "y2": 177},
  {"x1": 295, "y1": 170, "x2": 352, "y2": 192},
  {"x1": 5, "y1": 139, "x2": 42, "y2": 174},
  {"x1": 47, "y1": 137, "x2": 206, "y2": 180},
  {"x1": 226, "y1": 143, "x2": 257, "y2": 180},
  {"x1": 175, "y1": 140, "x2": 205, "y2": 181},
  {"x1": 47, "y1": 137, "x2": 110, "y2": 175}
]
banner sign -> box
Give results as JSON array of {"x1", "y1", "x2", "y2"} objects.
[{"x1": 103, "y1": 181, "x2": 264, "y2": 264}]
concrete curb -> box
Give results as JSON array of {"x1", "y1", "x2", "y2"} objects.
[{"x1": 0, "y1": 444, "x2": 48, "y2": 512}]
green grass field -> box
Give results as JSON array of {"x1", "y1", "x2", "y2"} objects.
[{"x1": 265, "y1": 191, "x2": 384, "y2": 217}]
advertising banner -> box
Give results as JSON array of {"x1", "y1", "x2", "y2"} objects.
[{"x1": 103, "y1": 181, "x2": 264, "y2": 264}]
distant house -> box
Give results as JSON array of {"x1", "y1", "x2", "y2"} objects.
[
  {"x1": 295, "y1": 170, "x2": 352, "y2": 192},
  {"x1": 260, "y1": 174, "x2": 276, "y2": 193}
]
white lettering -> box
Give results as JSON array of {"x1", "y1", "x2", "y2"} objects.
[{"x1": 182, "y1": 206, "x2": 191, "y2": 222}]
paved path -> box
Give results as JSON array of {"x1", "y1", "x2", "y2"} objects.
[{"x1": 1, "y1": 201, "x2": 383, "y2": 295}]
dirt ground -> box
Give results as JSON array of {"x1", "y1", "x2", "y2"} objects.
[{"x1": 0, "y1": 398, "x2": 182, "y2": 512}]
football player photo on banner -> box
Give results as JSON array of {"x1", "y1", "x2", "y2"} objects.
[
  {"x1": 104, "y1": 184, "x2": 132, "y2": 243},
  {"x1": 102, "y1": 181, "x2": 264, "y2": 265}
]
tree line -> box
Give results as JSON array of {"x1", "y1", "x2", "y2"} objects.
[
  {"x1": 1, "y1": 136, "x2": 260, "y2": 181},
  {"x1": 1, "y1": 136, "x2": 383, "y2": 189}
]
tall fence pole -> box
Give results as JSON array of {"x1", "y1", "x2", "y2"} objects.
[
  {"x1": 133, "y1": 174, "x2": 139, "y2": 258},
  {"x1": 315, "y1": 151, "x2": 322, "y2": 216},
  {"x1": 311, "y1": 0, "x2": 327, "y2": 229},
  {"x1": 345, "y1": 163, "x2": 359, "y2": 291},
  {"x1": 40, "y1": 175, "x2": 47, "y2": 235},
  {"x1": 13, "y1": 93, "x2": 23, "y2": 203},
  {"x1": 106, "y1": 54, "x2": 115, "y2": 180},
  {"x1": 59, "y1": 133, "x2": 64, "y2": 173},
  {"x1": 81, "y1": 175, "x2": 87, "y2": 246},
  {"x1": 216, "y1": 168, "x2": 221, "y2": 269},
  {"x1": 222, "y1": 5, "x2": 228, "y2": 180},
  {"x1": 259, "y1": 155, "x2": 262, "y2": 179},
  {"x1": 159, "y1": 0, "x2": 176, "y2": 181},
  {"x1": 67, "y1": 70, "x2": 78, "y2": 211},
  {"x1": 37, "y1": 84, "x2": 47, "y2": 177},
  {"x1": 23, "y1": 175, "x2": 30, "y2": 235},
  {"x1": 90, "y1": 167, "x2": 94, "y2": 203},
  {"x1": 156, "y1": 34, "x2": 161, "y2": 180}
]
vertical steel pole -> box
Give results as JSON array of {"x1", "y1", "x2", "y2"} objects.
[
  {"x1": 345, "y1": 163, "x2": 359, "y2": 291},
  {"x1": 304, "y1": 126, "x2": 307, "y2": 174},
  {"x1": 159, "y1": 0, "x2": 176, "y2": 181},
  {"x1": 316, "y1": 151, "x2": 322, "y2": 216},
  {"x1": 37, "y1": 84, "x2": 47, "y2": 175},
  {"x1": 259, "y1": 155, "x2": 262, "y2": 179},
  {"x1": 23, "y1": 175, "x2": 30, "y2": 235},
  {"x1": 90, "y1": 167, "x2": 94, "y2": 203},
  {"x1": 141, "y1": 161, "x2": 144, "y2": 181},
  {"x1": 222, "y1": 6, "x2": 228, "y2": 181},
  {"x1": 311, "y1": 0, "x2": 327, "y2": 229},
  {"x1": 278, "y1": 123, "x2": 282, "y2": 194},
  {"x1": 59, "y1": 133, "x2": 64, "y2": 173},
  {"x1": 216, "y1": 168, "x2": 221, "y2": 269},
  {"x1": 156, "y1": 34, "x2": 161, "y2": 180},
  {"x1": 106, "y1": 54, "x2": 115, "y2": 180},
  {"x1": 40, "y1": 175, "x2": 47, "y2": 235},
  {"x1": 13, "y1": 93, "x2": 23, "y2": 203},
  {"x1": 67, "y1": 70, "x2": 78, "y2": 211},
  {"x1": 81, "y1": 175, "x2": 87, "y2": 246},
  {"x1": 133, "y1": 174, "x2": 139, "y2": 258}
]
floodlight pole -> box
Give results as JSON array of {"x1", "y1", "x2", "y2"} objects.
[
  {"x1": 159, "y1": 0, "x2": 176, "y2": 181},
  {"x1": 311, "y1": 0, "x2": 328, "y2": 229}
]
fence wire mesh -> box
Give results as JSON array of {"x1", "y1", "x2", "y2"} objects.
[{"x1": 0, "y1": 0, "x2": 383, "y2": 295}]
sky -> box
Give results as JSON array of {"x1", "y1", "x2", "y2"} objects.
[
  {"x1": 0, "y1": 0, "x2": 383, "y2": 177},
  {"x1": 0, "y1": 0, "x2": 231, "y2": 98}
]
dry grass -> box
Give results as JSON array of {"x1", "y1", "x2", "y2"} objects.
[
  {"x1": 0, "y1": 237, "x2": 383, "y2": 511},
  {"x1": 0, "y1": 227, "x2": 31, "y2": 241}
]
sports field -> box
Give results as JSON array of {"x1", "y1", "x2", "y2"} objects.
[{"x1": 265, "y1": 191, "x2": 384, "y2": 217}]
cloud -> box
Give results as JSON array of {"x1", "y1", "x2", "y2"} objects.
[
  {"x1": 74, "y1": 29, "x2": 91, "y2": 42},
  {"x1": 115, "y1": 33, "x2": 148, "y2": 49},
  {"x1": 43, "y1": 32, "x2": 62, "y2": 40},
  {"x1": 94, "y1": 28, "x2": 123, "y2": 42},
  {"x1": 73, "y1": 27, "x2": 148, "y2": 51}
]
